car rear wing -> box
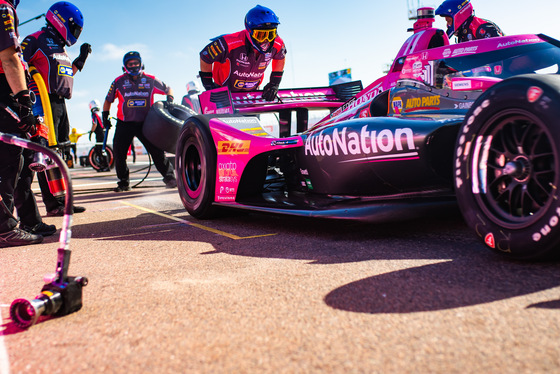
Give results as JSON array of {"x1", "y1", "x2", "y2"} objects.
[{"x1": 198, "y1": 81, "x2": 363, "y2": 115}]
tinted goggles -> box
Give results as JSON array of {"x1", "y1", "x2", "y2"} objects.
[{"x1": 251, "y1": 28, "x2": 277, "y2": 43}]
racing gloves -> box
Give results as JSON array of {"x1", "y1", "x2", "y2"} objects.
[
  {"x1": 262, "y1": 71, "x2": 283, "y2": 101},
  {"x1": 199, "y1": 71, "x2": 219, "y2": 91},
  {"x1": 102, "y1": 111, "x2": 112, "y2": 130},
  {"x1": 73, "y1": 43, "x2": 92, "y2": 72},
  {"x1": 13, "y1": 90, "x2": 37, "y2": 133}
]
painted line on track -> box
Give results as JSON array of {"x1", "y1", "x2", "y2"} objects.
[
  {"x1": 120, "y1": 201, "x2": 277, "y2": 240},
  {"x1": 0, "y1": 307, "x2": 10, "y2": 374}
]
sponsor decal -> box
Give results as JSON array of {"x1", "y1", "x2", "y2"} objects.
[
  {"x1": 451, "y1": 46, "x2": 478, "y2": 57},
  {"x1": 124, "y1": 91, "x2": 150, "y2": 97},
  {"x1": 442, "y1": 48, "x2": 452, "y2": 58},
  {"x1": 304, "y1": 126, "x2": 416, "y2": 162},
  {"x1": 218, "y1": 161, "x2": 239, "y2": 183},
  {"x1": 392, "y1": 96, "x2": 403, "y2": 114},
  {"x1": 405, "y1": 95, "x2": 440, "y2": 110},
  {"x1": 359, "y1": 109, "x2": 369, "y2": 118},
  {"x1": 454, "y1": 102, "x2": 474, "y2": 110},
  {"x1": 127, "y1": 99, "x2": 146, "y2": 108},
  {"x1": 271, "y1": 139, "x2": 298, "y2": 146},
  {"x1": 53, "y1": 53, "x2": 72, "y2": 63},
  {"x1": 497, "y1": 38, "x2": 541, "y2": 49},
  {"x1": 209, "y1": 41, "x2": 223, "y2": 59},
  {"x1": 494, "y1": 65, "x2": 503, "y2": 75},
  {"x1": 233, "y1": 80, "x2": 260, "y2": 90},
  {"x1": 452, "y1": 80, "x2": 472, "y2": 90},
  {"x1": 220, "y1": 117, "x2": 261, "y2": 127},
  {"x1": 218, "y1": 140, "x2": 251, "y2": 155},
  {"x1": 532, "y1": 206, "x2": 560, "y2": 242},
  {"x1": 233, "y1": 70, "x2": 264, "y2": 79},
  {"x1": 219, "y1": 185, "x2": 236, "y2": 195},
  {"x1": 527, "y1": 86, "x2": 543, "y2": 103},
  {"x1": 484, "y1": 233, "x2": 495, "y2": 248},
  {"x1": 58, "y1": 65, "x2": 73, "y2": 77}
]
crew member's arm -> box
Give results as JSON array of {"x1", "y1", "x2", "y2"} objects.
[
  {"x1": 0, "y1": 46, "x2": 27, "y2": 94},
  {"x1": 271, "y1": 58, "x2": 285, "y2": 72},
  {"x1": 199, "y1": 58, "x2": 217, "y2": 91},
  {"x1": 0, "y1": 46, "x2": 36, "y2": 132},
  {"x1": 262, "y1": 58, "x2": 285, "y2": 101}
]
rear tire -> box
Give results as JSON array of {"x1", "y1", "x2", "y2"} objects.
[
  {"x1": 88, "y1": 145, "x2": 114, "y2": 171},
  {"x1": 455, "y1": 74, "x2": 560, "y2": 260},
  {"x1": 175, "y1": 117, "x2": 217, "y2": 218}
]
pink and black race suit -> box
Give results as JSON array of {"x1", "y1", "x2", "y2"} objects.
[
  {"x1": 21, "y1": 28, "x2": 74, "y2": 99},
  {"x1": 456, "y1": 16, "x2": 504, "y2": 43},
  {"x1": 105, "y1": 73, "x2": 170, "y2": 122},
  {"x1": 200, "y1": 30, "x2": 286, "y2": 92}
]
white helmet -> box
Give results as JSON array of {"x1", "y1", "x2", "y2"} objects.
[
  {"x1": 89, "y1": 99, "x2": 100, "y2": 112},
  {"x1": 186, "y1": 81, "x2": 201, "y2": 94}
]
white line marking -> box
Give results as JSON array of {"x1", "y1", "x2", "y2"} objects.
[{"x1": 0, "y1": 307, "x2": 11, "y2": 374}]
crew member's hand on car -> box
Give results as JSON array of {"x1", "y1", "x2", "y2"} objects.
[{"x1": 262, "y1": 71, "x2": 283, "y2": 101}]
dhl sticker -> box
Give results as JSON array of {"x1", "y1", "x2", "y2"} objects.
[{"x1": 218, "y1": 140, "x2": 251, "y2": 155}]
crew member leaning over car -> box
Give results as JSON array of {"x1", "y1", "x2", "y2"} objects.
[
  {"x1": 199, "y1": 5, "x2": 287, "y2": 101},
  {"x1": 435, "y1": 0, "x2": 503, "y2": 43}
]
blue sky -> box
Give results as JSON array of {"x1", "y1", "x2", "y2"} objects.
[{"x1": 15, "y1": 0, "x2": 560, "y2": 134}]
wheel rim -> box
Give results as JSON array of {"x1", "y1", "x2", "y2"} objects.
[
  {"x1": 473, "y1": 110, "x2": 558, "y2": 228},
  {"x1": 183, "y1": 141, "x2": 202, "y2": 199}
]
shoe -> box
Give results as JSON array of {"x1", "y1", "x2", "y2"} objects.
[
  {"x1": 0, "y1": 228, "x2": 43, "y2": 248},
  {"x1": 114, "y1": 185, "x2": 131, "y2": 192},
  {"x1": 21, "y1": 222, "x2": 57, "y2": 237},
  {"x1": 47, "y1": 205, "x2": 87, "y2": 217},
  {"x1": 165, "y1": 179, "x2": 177, "y2": 189}
]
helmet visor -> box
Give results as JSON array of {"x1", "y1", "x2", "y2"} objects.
[
  {"x1": 251, "y1": 28, "x2": 277, "y2": 43},
  {"x1": 68, "y1": 17, "x2": 83, "y2": 42}
]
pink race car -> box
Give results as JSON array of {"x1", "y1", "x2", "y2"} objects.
[{"x1": 167, "y1": 8, "x2": 560, "y2": 260}]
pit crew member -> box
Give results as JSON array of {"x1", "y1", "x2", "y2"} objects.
[
  {"x1": 199, "y1": 5, "x2": 287, "y2": 101},
  {"x1": 435, "y1": 0, "x2": 504, "y2": 43},
  {"x1": 102, "y1": 51, "x2": 177, "y2": 192},
  {"x1": 0, "y1": 0, "x2": 53, "y2": 247},
  {"x1": 21, "y1": 1, "x2": 89, "y2": 216}
]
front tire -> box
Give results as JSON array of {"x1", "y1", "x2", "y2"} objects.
[
  {"x1": 175, "y1": 117, "x2": 217, "y2": 218},
  {"x1": 455, "y1": 74, "x2": 560, "y2": 260}
]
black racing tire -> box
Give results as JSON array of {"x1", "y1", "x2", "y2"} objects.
[
  {"x1": 454, "y1": 74, "x2": 560, "y2": 260},
  {"x1": 88, "y1": 145, "x2": 114, "y2": 171},
  {"x1": 175, "y1": 116, "x2": 217, "y2": 219},
  {"x1": 143, "y1": 101, "x2": 196, "y2": 154}
]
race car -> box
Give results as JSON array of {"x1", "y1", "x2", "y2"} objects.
[{"x1": 170, "y1": 8, "x2": 560, "y2": 260}]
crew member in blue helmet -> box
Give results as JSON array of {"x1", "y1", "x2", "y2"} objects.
[
  {"x1": 21, "y1": 1, "x2": 90, "y2": 216},
  {"x1": 435, "y1": 0, "x2": 503, "y2": 43},
  {"x1": 199, "y1": 5, "x2": 287, "y2": 101}
]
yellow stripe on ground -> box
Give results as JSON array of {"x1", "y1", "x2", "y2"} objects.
[{"x1": 120, "y1": 201, "x2": 277, "y2": 240}]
